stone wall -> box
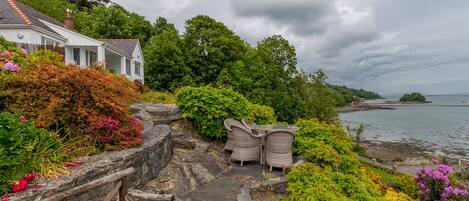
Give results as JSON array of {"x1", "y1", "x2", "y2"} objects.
[{"x1": 9, "y1": 103, "x2": 178, "y2": 201}]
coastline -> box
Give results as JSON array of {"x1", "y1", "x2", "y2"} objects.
[
  {"x1": 358, "y1": 139, "x2": 468, "y2": 176},
  {"x1": 336, "y1": 102, "x2": 394, "y2": 113}
]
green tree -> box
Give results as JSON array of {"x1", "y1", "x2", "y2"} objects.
[
  {"x1": 67, "y1": 0, "x2": 110, "y2": 10},
  {"x1": 182, "y1": 15, "x2": 247, "y2": 84},
  {"x1": 218, "y1": 35, "x2": 305, "y2": 122},
  {"x1": 74, "y1": 5, "x2": 153, "y2": 45},
  {"x1": 144, "y1": 28, "x2": 193, "y2": 90},
  {"x1": 18, "y1": 0, "x2": 76, "y2": 22},
  {"x1": 295, "y1": 70, "x2": 339, "y2": 123},
  {"x1": 153, "y1": 17, "x2": 177, "y2": 35}
]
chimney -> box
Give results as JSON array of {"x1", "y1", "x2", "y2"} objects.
[{"x1": 64, "y1": 9, "x2": 74, "y2": 30}]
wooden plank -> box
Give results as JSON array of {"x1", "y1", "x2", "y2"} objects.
[
  {"x1": 128, "y1": 189, "x2": 174, "y2": 201},
  {"x1": 119, "y1": 176, "x2": 129, "y2": 201},
  {"x1": 103, "y1": 180, "x2": 121, "y2": 201},
  {"x1": 42, "y1": 167, "x2": 135, "y2": 201}
]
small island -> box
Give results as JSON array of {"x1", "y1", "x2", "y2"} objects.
[
  {"x1": 384, "y1": 92, "x2": 432, "y2": 104},
  {"x1": 399, "y1": 92, "x2": 427, "y2": 102}
]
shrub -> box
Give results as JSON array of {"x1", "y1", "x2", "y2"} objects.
[
  {"x1": 142, "y1": 91, "x2": 176, "y2": 104},
  {"x1": 294, "y1": 119, "x2": 356, "y2": 172},
  {"x1": 176, "y1": 86, "x2": 251, "y2": 139},
  {"x1": 26, "y1": 50, "x2": 64, "y2": 66},
  {"x1": 1, "y1": 64, "x2": 140, "y2": 134},
  {"x1": 0, "y1": 112, "x2": 69, "y2": 193},
  {"x1": 87, "y1": 117, "x2": 143, "y2": 151},
  {"x1": 286, "y1": 163, "x2": 382, "y2": 201},
  {"x1": 416, "y1": 165, "x2": 468, "y2": 201},
  {"x1": 383, "y1": 188, "x2": 412, "y2": 201},
  {"x1": 248, "y1": 104, "x2": 276, "y2": 124}
]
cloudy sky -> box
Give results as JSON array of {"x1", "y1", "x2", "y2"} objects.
[{"x1": 114, "y1": 0, "x2": 469, "y2": 95}]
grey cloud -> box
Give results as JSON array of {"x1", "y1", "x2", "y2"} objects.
[
  {"x1": 230, "y1": 0, "x2": 339, "y2": 36},
  {"x1": 115, "y1": 0, "x2": 469, "y2": 95}
]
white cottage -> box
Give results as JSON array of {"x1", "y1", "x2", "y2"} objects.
[{"x1": 0, "y1": 0, "x2": 144, "y2": 82}]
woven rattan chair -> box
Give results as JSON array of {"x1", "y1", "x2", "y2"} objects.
[
  {"x1": 229, "y1": 124, "x2": 261, "y2": 166},
  {"x1": 241, "y1": 118, "x2": 257, "y2": 130},
  {"x1": 223, "y1": 119, "x2": 243, "y2": 151},
  {"x1": 265, "y1": 130, "x2": 295, "y2": 171}
]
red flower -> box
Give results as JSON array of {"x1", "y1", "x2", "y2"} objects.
[
  {"x1": 24, "y1": 173, "x2": 36, "y2": 182},
  {"x1": 2, "y1": 196, "x2": 10, "y2": 201},
  {"x1": 20, "y1": 116, "x2": 27, "y2": 123},
  {"x1": 10, "y1": 178, "x2": 28, "y2": 193}
]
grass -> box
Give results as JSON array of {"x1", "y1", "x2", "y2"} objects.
[{"x1": 141, "y1": 91, "x2": 176, "y2": 104}]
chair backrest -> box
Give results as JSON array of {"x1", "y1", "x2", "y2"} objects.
[
  {"x1": 231, "y1": 124, "x2": 259, "y2": 148},
  {"x1": 241, "y1": 118, "x2": 257, "y2": 130},
  {"x1": 265, "y1": 130, "x2": 294, "y2": 154},
  {"x1": 224, "y1": 118, "x2": 239, "y2": 132}
]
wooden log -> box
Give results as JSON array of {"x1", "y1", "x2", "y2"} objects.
[
  {"x1": 42, "y1": 167, "x2": 135, "y2": 201},
  {"x1": 119, "y1": 176, "x2": 129, "y2": 201},
  {"x1": 128, "y1": 189, "x2": 174, "y2": 201},
  {"x1": 103, "y1": 180, "x2": 121, "y2": 201}
]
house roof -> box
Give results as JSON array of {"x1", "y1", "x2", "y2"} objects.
[
  {"x1": 0, "y1": 0, "x2": 141, "y2": 59},
  {"x1": 0, "y1": 0, "x2": 65, "y2": 36},
  {"x1": 100, "y1": 39, "x2": 139, "y2": 56}
]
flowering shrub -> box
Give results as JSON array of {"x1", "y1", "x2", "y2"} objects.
[
  {"x1": 416, "y1": 165, "x2": 468, "y2": 201},
  {"x1": 87, "y1": 117, "x2": 144, "y2": 151},
  {"x1": 0, "y1": 112, "x2": 69, "y2": 193},
  {"x1": 1, "y1": 64, "x2": 139, "y2": 134}
]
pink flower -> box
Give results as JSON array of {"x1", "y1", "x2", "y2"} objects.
[
  {"x1": 1, "y1": 196, "x2": 10, "y2": 201},
  {"x1": 21, "y1": 48, "x2": 28, "y2": 55},
  {"x1": 21, "y1": 116, "x2": 27, "y2": 123},
  {"x1": 4, "y1": 62, "x2": 20, "y2": 72},
  {"x1": 1, "y1": 51, "x2": 13, "y2": 60}
]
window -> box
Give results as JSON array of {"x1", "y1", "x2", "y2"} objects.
[
  {"x1": 41, "y1": 36, "x2": 57, "y2": 48},
  {"x1": 85, "y1": 50, "x2": 97, "y2": 66},
  {"x1": 73, "y1": 48, "x2": 80, "y2": 65},
  {"x1": 134, "y1": 61, "x2": 141, "y2": 76},
  {"x1": 126, "y1": 59, "x2": 131, "y2": 75}
]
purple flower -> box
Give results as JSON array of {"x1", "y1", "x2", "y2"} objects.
[{"x1": 3, "y1": 62, "x2": 20, "y2": 72}]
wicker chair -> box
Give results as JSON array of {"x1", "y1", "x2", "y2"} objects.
[
  {"x1": 265, "y1": 130, "x2": 295, "y2": 171},
  {"x1": 229, "y1": 124, "x2": 261, "y2": 166},
  {"x1": 241, "y1": 118, "x2": 257, "y2": 130},
  {"x1": 223, "y1": 119, "x2": 243, "y2": 151}
]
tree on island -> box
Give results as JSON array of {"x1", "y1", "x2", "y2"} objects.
[{"x1": 400, "y1": 92, "x2": 426, "y2": 102}]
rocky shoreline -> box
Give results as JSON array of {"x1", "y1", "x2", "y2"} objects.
[
  {"x1": 359, "y1": 139, "x2": 468, "y2": 176},
  {"x1": 336, "y1": 102, "x2": 394, "y2": 113}
]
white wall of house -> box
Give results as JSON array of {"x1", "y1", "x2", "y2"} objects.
[
  {"x1": 131, "y1": 43, "x2": 144, "y2": 83},
  {"x1": 0, "y1": 27, "x2": 64, "y2": 46}
]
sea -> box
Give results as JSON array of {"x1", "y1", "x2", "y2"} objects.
[{"x1": 340, "y1": 95, "x2": 469, "y2": 159}]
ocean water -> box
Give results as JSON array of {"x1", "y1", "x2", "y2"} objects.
[{"x1": 340, "y1": 95, "x2": 469, "y2": 159}]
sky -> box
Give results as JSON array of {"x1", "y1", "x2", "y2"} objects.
[{"x1": 113, "y1": 0, "x2": 469, "y2": 95}]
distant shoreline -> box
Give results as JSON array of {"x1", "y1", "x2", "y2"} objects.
[{"x1": 337, "y1": 101, "x2": 469, "y2": 113}]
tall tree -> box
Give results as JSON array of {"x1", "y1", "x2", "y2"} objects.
[
  {"x1": 67, "y1": 0, "x2": 110, "y2": 10},
  {"x1": 218, "y1": 35, "x2": 305, "y2": 122},
  {"x1": 74, "y1": 5, "x2": 153, "y2": 45},
  {"x1": 154, "y1": 17, "x2": 177, "y2": 35},
  {"x1": 18, "y1": 0, "x2": 76, "y2": 22},
  {"x1": 182, "y1": 15, "x2": 247, "y2": 84},
  {"x1": 295, "y1": 70, "x2": 339, "y2": 123},
  {"x1": 144, "y1": 20, "x2": 192, "y2": 90}
]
